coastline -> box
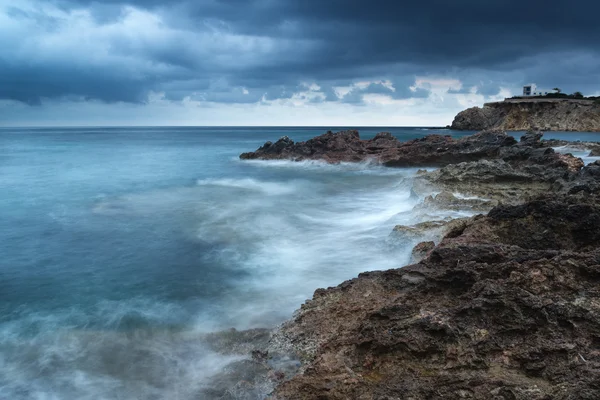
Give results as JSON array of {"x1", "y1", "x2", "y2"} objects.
[
  {"x1": 235, "y1": 129, "x2": 600, "y2": 399},
  {"x1": 451, "y1": 98, "x2": 600, "y2": 132}
]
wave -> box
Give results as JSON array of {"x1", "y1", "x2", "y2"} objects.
[
  {"x1": 237, "y1": 158, "x2": 420, "y2": 176},
  {"x1": 1, "y1": 154, "x2": 465, "y2": 399},
  {"x1": 196, "y1": 177, "x2": 299, "y2": 195},
  {"x1": 0, "y1": 296, "x2": 259, "y2": 399},
  {"x1": 553, "y1": 145, "x2": 600, "y2": 165}
]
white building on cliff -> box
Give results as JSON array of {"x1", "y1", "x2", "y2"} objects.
[{"x1": 522, "y1": 84, "x2": 553, "y2": 97}]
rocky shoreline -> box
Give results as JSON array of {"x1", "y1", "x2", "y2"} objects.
[{"x1": 230, "y1": 130, "x2": 600, "y2": 399}]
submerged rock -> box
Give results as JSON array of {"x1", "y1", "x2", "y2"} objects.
[{"x1": 198, "y1": 328, "x2": 301, "y2": 399}]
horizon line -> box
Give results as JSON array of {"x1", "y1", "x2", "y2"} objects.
[{"x1": 0, "y1": 124, "x2": 451, "y2": 129}]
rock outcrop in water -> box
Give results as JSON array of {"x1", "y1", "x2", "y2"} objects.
[
  {"x1": 240, "y1": 130, "x2": 519, "y2": 166},
  {"x1": 451, "y1": 99, "x2": 600, "y2": 132}
]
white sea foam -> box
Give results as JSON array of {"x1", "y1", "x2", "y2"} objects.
[
  {"x1": 553, "y1": 145, "x2": 600, "y2": 165},
  {"x1": 452, "y1": 192, "x2": 490, "y2": 201},
  {"x1": 0, "y1": 300, "x2": 247, "y2": 400},
  {"x1": 238, "y1": 158, "x2": 418, "y2": 176},
  {"x1": 2, "y1": 161, "x2": 461, "y2": 399},
  {"x1": 196, "y1": 177, "x2": 299, "y2": 195},
  {"x1": 187, "y1": 171, "x2": 444, "y2": 330}
]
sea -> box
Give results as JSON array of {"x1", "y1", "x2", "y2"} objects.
[{"x1": 1, "y1": 127, "x2": 599, "y2": 399}]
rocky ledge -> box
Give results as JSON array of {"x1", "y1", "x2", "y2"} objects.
[{"x1": 451, "y1": 98, "x2": 600, "y2": 132}]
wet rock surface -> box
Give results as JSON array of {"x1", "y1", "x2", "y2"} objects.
[
  {"x1": 543, "y1": 138, "x2": 600, "y2": 156},
  {"x1": 270, "y1": 191, "x2": 600, "y2": 400},
  {"x1": 391, "y1": 220, "x2": 450, "y2": 239},
  {"x1": 194, "y1": 328, "x2": 302, "y2": 399},
  {"x1": 410, "y1": 241, "x2": 435, "y2": 263}
]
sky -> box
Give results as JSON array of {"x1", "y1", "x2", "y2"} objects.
[{"x1": 1, "y1": 0, "x2": 599, "y2": 126}]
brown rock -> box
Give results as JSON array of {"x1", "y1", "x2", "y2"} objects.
[
  {"x1": 240, "y1": 129, "x2": 518, "y2": 167},
  {"x1": 270, "y1": 191, "x2": 600, "y2": 400},
  {"x1": 410, "y1": 241, "x2": 435, "y2": 263}
]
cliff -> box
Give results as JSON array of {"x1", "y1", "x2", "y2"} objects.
[{"x1": 451, "y1": 98, "x2": 600, "y2": 131}]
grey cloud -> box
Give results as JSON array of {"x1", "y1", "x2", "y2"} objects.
[
  {"x1": 2, "y1": 0, "x2": 600, "y2": 106},
  {"x1": 0, "y1": 62, "x2": 152, "y2": 105},
  {"x1": 476, "y1": 83, "x2": 502, "y2": 97},
  {"x1": 447, "y1": 87, "x2": 472, "y2": 95},
  {"x1": 340, "y1": 81, "x2": 430, "y2": 104}
]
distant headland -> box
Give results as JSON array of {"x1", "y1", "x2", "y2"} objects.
[{"x1": 451, "y1": 85, "x2": 600, "y2": 131}]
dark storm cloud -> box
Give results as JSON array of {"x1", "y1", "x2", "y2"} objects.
[{"x1": 2, "y1": 0, "x2": 600, "y2": 106}]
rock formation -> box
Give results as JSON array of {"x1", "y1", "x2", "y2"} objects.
[
  {"x1": 270, "y1": 190, "x2": 600, "y2": 399},
  {"x1": 242, "y1": 129, "x2": 585, "y2": 205},
  {"x1": 451, "y1": 99, "x2": 600, "y2": 132},
  {"x1": 241, "y1": 129, "x2": 518, "y2": 166},
  {"x1": 409, "y1": 131, "x2": 585, "y2": 204},
  {"x1": 234, "y1": 128, "x2": 600, "y2": 399}
]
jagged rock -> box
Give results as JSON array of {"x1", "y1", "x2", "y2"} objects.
[
  {"x1": 391, "y1": 220, "x2": 449, "y2": 239},
  {"x1": 412, "y1": 137, "x2": 585, "y2": 203},
  {"x1": 580, "y1": 161, "x2": 600, "y2": 181},
  {"x1": 270, "y1": 191, "x2": 600, "y2": 400},
  {"x1": 240, "y1": 129, "x2": 518, "y2": 166},
  {"x1": 380, "y1": 130, "x2": 517, "y2": 167},
  {"x1": 519, "y1": 130, "x2": 544, "y2": 147},
  {"x1": 451, "y1": 98, "x2": 600, "y2": 131},
  {"x1": 391, "y1": 218, "x2": 478, "y2": 245},
  {"x1": 240, "y1": 130, "x2": 375, "y2": 163},
  {"x1": 421, "y1": 191, "x2": 497, "y2": 211}
]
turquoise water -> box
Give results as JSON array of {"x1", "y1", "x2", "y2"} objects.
[{"x1": 0, "y1": 127, "x2": 598, "y2": 399}]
